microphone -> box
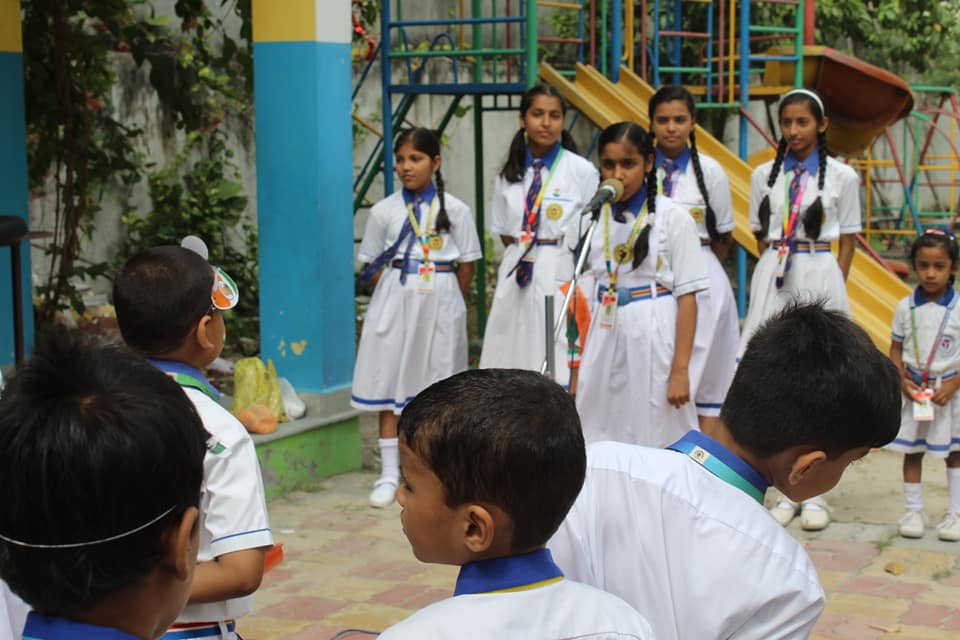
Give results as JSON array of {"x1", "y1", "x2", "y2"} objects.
[{"x1": 582, "y1": 179, "x2": 624, "y2": 214}]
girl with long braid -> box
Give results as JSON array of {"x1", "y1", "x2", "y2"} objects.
[
  {"x1": 480, "y1": 84, "x2": 599, "y2": 386},
  {"x1": 744, "y1": 89, "x2": 862, "y2": 531},
  {"x1": 352, "y1": 128, "x2": 482, "y2": 508},
  {"x1": 649, "y1": 85, "x2": 739, "y2": 432},
  {"x1": 574, "y1": 122, "x2": 708, "y2": 447}
]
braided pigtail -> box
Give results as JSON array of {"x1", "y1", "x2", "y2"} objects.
[
  {"x1": 434, "y1": 168, "x2": 451, "y2": 233},
  {"x1": 632, "y1": 167, "x2": 659, "y2": 269},
  {"x1": 689, "y1": 130, "x2": 719, "y2": 241},
  {"x1": 560, "y1": 129, "x2": 580, "y2": 154},
  {"x1": 757, "y1": 137, "x2": 788, "y2": 240},
  {"x1": 501, "y1": 129, "x2": 527, "y2": 183},
  {"x1": 801, "y1": 130, "x2": 827, "y2": 240}
]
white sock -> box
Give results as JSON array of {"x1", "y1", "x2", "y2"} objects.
[
  {"x1": 904, "y1": 482, "x2": 924, "y2": 513},
  {"x1": 947, "y1": 468, "x2": 960, "y2": 515},
  {"x1": 378, "y1": 437, "x2": 399, "y2": 481}
]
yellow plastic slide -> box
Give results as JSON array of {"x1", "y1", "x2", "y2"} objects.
[{"x1": 541, "y1": 63, "x2": 909, "y2": 350}]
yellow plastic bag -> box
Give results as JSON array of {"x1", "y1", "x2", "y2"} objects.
[{"x1": 232, "y1": 357, "x2": 288, "y2": 433}]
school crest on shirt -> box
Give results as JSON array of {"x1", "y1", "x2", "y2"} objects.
[
  {"x1": 689, "y1": 207, "x2": 704, "y2": 223},
  {"x1": 429, "y1": 234, "x2": 444, "y2": 250},
  {"x1": 546, "y1": 203, "x2": 564, "y2": 221},
  {"x1": 940, "y1": 335, "x2": 955, "y2": 354}
]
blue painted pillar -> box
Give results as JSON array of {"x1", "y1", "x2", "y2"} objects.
[
  {"x1": 0, "y1": 0, "x2": 32, "y2": 366},
  {"x1": 252, "y1": 1, "x2": 354, "y2": 392}
]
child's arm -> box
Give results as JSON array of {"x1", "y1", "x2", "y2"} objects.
[
  {"x1": 837, "y1": 234, "x2": 855, "y2": 280},
  {"x1": 667, "y1": 292, "x2": 697, "y2": 407},
  {"x1": 188, "y1": 548, "x2": 268, "y2": 604},
  {"x1": 456, "y1": 261, "x2": 476, "y2": 295},
  {"x1": 889, "y1": 340, "x2": 919, "y2": 400}
]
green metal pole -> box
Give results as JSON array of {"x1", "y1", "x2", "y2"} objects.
[
  {"x1": 473, "y1": 95, "x2": 487, "y2": 340},
  {"x1": 526, "y1": 0, "x2": 538, "y2": 87},
  {"x1": 794, "y1": 0, "x2": 804, "y2": 87},
  {"x1": 601, "y1": 0, "x2": 608, "y2": 77}
]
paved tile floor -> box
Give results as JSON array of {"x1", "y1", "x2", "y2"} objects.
[{"x1": 240, "y1": 448, "x2": 960, "y2": 639}]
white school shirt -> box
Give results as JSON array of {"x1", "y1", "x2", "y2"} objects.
[
  {"x1": 0, "y1": 581, "x2": 28, "y2": 640},
  {"x1": 892, "y1": 287, "x2": 960, "y2": 377},
  {"x1": 177, "y1": 388, "x2": 274, "y2": 624},
  {"x1": 659, "y1": 150, "x2": 734, "y2": 240},
  {"x1": 550, "y1": 440, "x2": 824, "y2": 640},
  {"x1": 749, "y1": 154, "x2": 861, "y2": 242},
  {"x1": 359, "y1": 189, "x2": 483, "y2": 265},
  {"x1": 489, "y1": 146, "x2": 599, "y2": 241}
]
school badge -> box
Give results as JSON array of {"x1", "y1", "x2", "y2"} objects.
[
  {"x1": 690, "y1": 207, "x2": 704, "y2": 223},
  {"x1": 614, "y1": 242, "x2": 633, "y2": 264},
  {"x1": 546, "y1": 203, "x2": 563, "y2": 221},
  {"x1": 429, "y1": 234, "x2": 444, "y2": 250}
]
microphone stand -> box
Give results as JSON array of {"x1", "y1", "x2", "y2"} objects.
[{"x1": 540, "y1": 204, "x2": 604, "y2": 378}]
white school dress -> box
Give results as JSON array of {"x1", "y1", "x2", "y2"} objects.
[
  {"x1": 480, "y1": 143, "x2": 599, "y2": 386},
  {"x1": 150, "y1": 361, "x2": 274, "y2": 640},
  {"x1": 741, "y1": 152, "x2": 861, "y2": 355},
  {"x1": 377, "y1": 549, "x2": 654, "y2": 639},
  {"x1": 887, "y1": 287, "x2": 960, "y2": 457},
  {"x1": 575, "y1": 192, "x2": 708, "y2": 447},
  {"x1": 658, "y1": 148, "x2": 739, "y2": 417},
  {"x1": 550, "y1": 435, "x2": 825, "y2": 640},
  {"x1": 352, "y1": 188, "x2": 482, "y2": 414},
  {"x1": 0, "y1": 581, "x2": 28, "y2": 640}
]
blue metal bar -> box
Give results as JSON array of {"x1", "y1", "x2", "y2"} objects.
[
  {"x1": 381, "y1": 0, "x2": 394, "y2": 196},
  {"x1": 387, "y1": 16, "x2": 524, "y2": 27},
  {"x1": 652, "y1": 0, "x2": 661, "y2": 87},
  {"x1": 610, "y1": 0, "x2": 622, "y2": 82},
  {"x1": 389, "y1": 82, "x2": 528, "y2": 95},
  {"x1": 737, "y1": 0, "x2": 750, "y2": 318},
  {"x1": 749, "y1": 54, "x2": 802, "y2": 62}
]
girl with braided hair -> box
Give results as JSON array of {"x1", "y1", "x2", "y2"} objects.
[
  {"x1": 649, "y1": 85, "x2": 739, "y2": 433},
  {"x1": 352, "y1": 128, "x2": 482, "y2": 508},
  {"x1": 745, "y1": 89, "x2": 862, "y2": 531},
  {"x1": 573, "y1": 122, "x2": 708, "y2": 447}
]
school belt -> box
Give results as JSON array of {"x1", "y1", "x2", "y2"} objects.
[
  {"x1": 391, "y1": 259, "x2": 455, "y2": 273},
  {"x1": 597, "y1": 285, "x2": 671, "y2": 306},
  {"x1": 535, "y1": 238, "x2": 559, "y2": 246},
  {"x1": 165, "y1": 621, "x2": 236, "y2": 639},
  {"x1": 905, "y1": 365, "x2": 958, "y2": 386},
  {"x1": 770, "y1": 241, "x2": 832, "y2": 254}
]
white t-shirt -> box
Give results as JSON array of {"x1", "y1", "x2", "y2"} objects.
[
  {"x1": 892, "y1": 287, "x2": 960, "y2": 377},
  {"x1": 0, "y1": 581, "x2": 28, "y2": 640},
  {"x1": 550, "y1": 437, "x2": 824, "y2": 640},
  {"x1": 658, "y1": 149, "x2": 735, "y2": 240}
]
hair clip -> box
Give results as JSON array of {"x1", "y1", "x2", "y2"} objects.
[
  {"x1": 781, "y1": 88, "x2": 825, "y2": 115},
  {"x1": 924, "y1": 228, "x2": 956, "y2": 242}
]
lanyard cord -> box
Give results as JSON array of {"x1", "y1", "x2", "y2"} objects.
[
  {"x1": 602, "y1": 202, "x2": 649, "y2": 290},
  {"x1": 522, "y1": 148, "x2": 565, "y2": 231},
  {"x1": 405, "y1": 196, "x2": 438, "y2": 263},
  {"x1": 781, "y1": 171, "x2": 810, "y2": 239},
  {"x1": 910, "y1": 294, "x2": 958, "y2": 384}
]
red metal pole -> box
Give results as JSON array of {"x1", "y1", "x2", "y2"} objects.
[{"x1": 804, "y1": 0, "x2": 816, "y2": 45}]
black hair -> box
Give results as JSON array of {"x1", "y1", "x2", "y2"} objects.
[
  {"x1": 0, "y1": 330, "x2": 207, "y2": 617},
  {"x1": 648, "y1": 85, "x2": 721, "y2": 242},
  {"x1": 501, "y1": 84, "x2": 579, "y2": 184},
  {"x1": 756, "y1": 90, "x2": 828, "y2": 241},
  {"x1": 394, "y1": 127, "x2": 451, "y2": 233},
  {"x1": 598, "y1": 121, "x2": 658, "y2": 268},
  {"x1": 910, "y1": 229, "x2": 960, "y2": 285},
  {"x1": 113, "y1": 246, "x2": 214, "y2": 356},
  {"x1": 398, "y1": 368, "x2": 586, "y2": 552},
  {"x1": 722, "y1": 303, "x2": 900, "y2": 459}
]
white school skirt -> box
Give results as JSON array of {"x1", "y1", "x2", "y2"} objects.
[
  {"x1": 887, "y1": 377, "x2": 960, "y2": 458},
  {"x1": 351, "y1": 266, "x2": 468, "y2": 415},
  {"x1": 690, "y1": 246, "x2": 740, "y2": 417},
  {"x1": 479, "y1": 241, "x2": 572, "y2": 386},
  {"x1": 577, "y1": 286, "x2": 699, "y2": 447},
  {"x1": 739, "y1": 246, "x2": 849, "y2": 357}
]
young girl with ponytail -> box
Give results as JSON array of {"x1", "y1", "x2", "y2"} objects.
[
  {"x1": 480, "y1": 84, "x2": 599, "y2": 386},
  {"x1": 352, "y1": 128, "x2": 482, "y2": 508},
  {"x1": 649, "y1": 85, "x2": 738, "y2": 431},
  {"x1": 574, "y1": 121, "x2": 708, "y2": 447},
  {"x1": 746, "y1": 89, "x2": 862, "y2": 531}
]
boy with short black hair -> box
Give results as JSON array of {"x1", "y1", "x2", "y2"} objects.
[
  {"x1": 114, "y1": 244, "x2": 272, "y2": 640},
  {"x1": 0, "y1": 332, "x2": 207, "y2": 640},
  {"x1": 378, "y1": 368, "x2": 654, "y2": 639},
  {"x1": 550, "y1": 303, "x2": 901, "y2": 640}
]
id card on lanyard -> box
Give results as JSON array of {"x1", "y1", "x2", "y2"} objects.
[
  {"x1": 909, "y1": 294, "x2": 958, "y2": 420},
  {"x1": 599, "y1": 202, "x2": 649, "y2": 329},
  {"x1": 406, "y1": 196, "x2": 438, "y2": 294},
  {"x1": 774, "y1": 173, "x2": 810, "y2": 279},
  {"x1": 520, "y1": 149, "x2": 564, "y2": 250}
]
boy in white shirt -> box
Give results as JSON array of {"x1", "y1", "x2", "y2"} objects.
[
  {"x1": 550, "y1": 303, "x2": 901, "y2": 640},
  {"x1": 379, "y1": 369, "x2": 655, "y2": 639}
]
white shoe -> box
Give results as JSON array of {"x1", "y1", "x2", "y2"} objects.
[
  {"x1": 770, "y1": 499, "x2": 799, "y2": 526},
  {"x1": 936, "y1": 513, "x2": 960, "y2": 542},
  {"x1": 898, "y1": 510, "x2": 928, "y2": 538},
  {"x1": 368, "y1": 477, "x2": 398, "y2": 508},
  {"x1": 800, "y1": 499, "x2": 831, "y2": 531}
]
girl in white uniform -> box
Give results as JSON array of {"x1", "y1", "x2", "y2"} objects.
[
  {"x1": 352, "y1": 128, "x2": 482, "y2": 508},
  {"x1": 749, "y1": 88, "x2": 862, "y2": 531},
  {"x1": 574, "y1": 122, "x2": 708, "y2": 447},
  {"x1": 480, "y1": 84, "x2": 599, "y2": 385},
  {"x1": 888, "y1": 230, "x2": 960, "y2": 542},
  {"x1": 649, "y1": 85, "x2": 738, "y2": 431}
]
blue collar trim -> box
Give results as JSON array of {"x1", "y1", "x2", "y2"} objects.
[
  {"x1": 525, "y1": 140, "x2": 561, "y2": 169},
  {"x1": 783, "y1": 148, "x2": 820, "y2": 176},
  {"x1": 147, "y1": 358, "x2": 220, "y2": 400},
  {"x1": 913, "y1": 286, "x2": 956, "y2": 308},
  {"x1": 655, "y1": 146, "x2": 690, "y2": 172},
  {"x1": 23, "y1": 613, "x2": 143, "y2": 640},
  {"x1": 402, "y1": 183, "x2": 437, "y2": 207},
  {"x1": 614, "y1": 186, "x2": 649, "y2": 218},
  {"x1": 454, "y1": 548, "x2": 563, "y2": 596},
  {"x1": 667, "y1": 430, "x2": 768, "y2": 499}
]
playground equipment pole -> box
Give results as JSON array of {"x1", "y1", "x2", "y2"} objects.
[
  {"x1": 526, "y1": 0, "x2": 538, "y2": 87},
  {"x1": 804, "y1": 0, "x2": 815, "y2": 45},
  {"x1": 380, "y1": 0, "x2": 394, "y2": 195},
  {"x1": 610, "y1": 0, "x2": 622, "y2": 82},
  {"x1": 736, "y1": 0, "x2": 750, "y2": 317}
]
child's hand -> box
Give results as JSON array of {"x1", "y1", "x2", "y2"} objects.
[
  {"x1": 667, "y1": 369, "x2": 690, "y2": 407},
  {"x1": 932, "y1": 377, "x2": 959, "y2": 406},
  {"x1": 901, "y1": 377, "x2": 920, "y2": 400}
]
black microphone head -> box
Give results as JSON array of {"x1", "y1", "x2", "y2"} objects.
[{"x1": 600, "y1": 178, "x2": 624, "y2": 202}]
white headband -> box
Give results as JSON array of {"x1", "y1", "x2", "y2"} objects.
[
  {"x1": 0, "y1": 505, "x2": 176, "y2": 549},
  {"x1": 780, "y1": 88, "x2": 825, "y2": 116}
]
